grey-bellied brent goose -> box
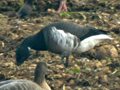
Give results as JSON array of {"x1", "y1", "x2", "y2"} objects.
[{"x1": 15, "y1": 21, "x2": 113, "y2": 67}]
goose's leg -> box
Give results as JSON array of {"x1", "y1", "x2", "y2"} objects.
[
  {"x1": 65, "y1": 56, "x2": 69, "y2": 67},
  {"x1": 57, "y1": 0, "x2": 67, "y2": 13},
  {"x1": 63, "y1": 1, "x2": 67, "y2": 12},
  {"x1": 60, "y1": 52, "x2": 70, "y2": 67}
]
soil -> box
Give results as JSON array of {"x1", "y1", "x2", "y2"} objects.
[{"x1": 0, "y1": 0, "x2": 120, "y2": 90}]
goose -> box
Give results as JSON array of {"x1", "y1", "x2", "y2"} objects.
[
  {"x1": 0, "y1": 62, "x2": 51, "y2": 90},
  {"x1": 18, "y1": 0, "x2": 34, "y2": 18},
  {"x1": 15, "y1": 21, "x2": 113, "y2": 67},
  {"x1": 18, "y1": 0, "x2": 67, "y2": 18}
]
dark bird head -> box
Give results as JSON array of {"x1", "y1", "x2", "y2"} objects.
[{"x1": 15, "y1": 46, "x2": 30, "y2": 66}]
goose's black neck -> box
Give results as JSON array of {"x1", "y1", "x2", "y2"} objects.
[{"x1": 21, "y1": 31, "x2": 47, "y2": 51}]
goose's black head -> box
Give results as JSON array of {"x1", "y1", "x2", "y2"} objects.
[{"x1": 15, "y1": 45, "x2": 30, "y2": 66}]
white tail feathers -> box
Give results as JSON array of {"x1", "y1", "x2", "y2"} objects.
[
  {"x1": 80, "y1": 34, "x2": 113, "y2": 43},
  {"x1": 95, "y1": 34, "x2": 113, "y2": 40}
]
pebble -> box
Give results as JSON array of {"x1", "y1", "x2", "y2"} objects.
[
  {"x1": 74, "y1": 64, "x2": 80, "y2": 69},
  {"x1": 99, "y1": 75, "x2": 108, "y2": 83},
  {"x1": 56, "y1": 65, "x2": 64, "y2": 69},
  {"x1": 95, "y1": 75, "x2": 99, "y2": 80},
  {"x1": 4, "y1": 62, "x2": 14, "y2": 67},
  {"x1": 0, "y1": 41, "x2": 5, "y2": 47},
  {"x1": 53, "y1": 74, "x2": 62, "y2": 79},
  {"x1": 29, "y1": 64, "x2": 37, "y2": 70},
  {"x1": 62, "y1": 73, "x2": 72, "y2": 80},
  {"x1": 86, "y1": 62, "x2": 95, "y2": 68},
  {"x1": 47, "y1": 9, "x2": 56, "y2": 13},
  {"x1": 96, "y1": 45, "x2": 118, "y2": 59},
  {"x1": 68, "y1": 79, "x2": 75, "y2": 85},
  {"x1": 95, "y1": 66, "x2": 110, "y2": 73},
  {"x1": 101, "y1": 60, "x2": 107, "y2": 65},
  {"x1": 114, "y1": 40, "x2": 119, "y2": 44},
  {"x1": 54, "y1": 80, "x2": 63, "y2": 88},
  {"x1": 95, "y1": 61, "x2": 103, "y2": 68},
  {"x1": 17, "y1": 71, "x2": 24, "y2": 76},
  {"x1": 65, "y1": 86, "x2": 72, "y2": 90},
  {"x1": 117, "y1": 48, "x2": 120, "y2": 53},
  {"x1": 75, "y1": 86, "x2": 82, "y2": 90}
]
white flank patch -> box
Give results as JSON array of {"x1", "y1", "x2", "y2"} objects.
[
  {"x1": 74, "y1": 34, "x2": 113, "y2": 53},
  {"x1": 90, "y1": 34, "x2": 113, "y2": 40}
]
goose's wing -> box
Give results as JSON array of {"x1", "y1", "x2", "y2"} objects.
[
  {"x1": 41, "y1": 21, "x2": 109, "y2": 41},
  {"x1": 0, "y1": 79, "x2": 42, "y2": 90}
]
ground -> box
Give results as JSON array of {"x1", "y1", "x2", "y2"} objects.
[{"x1": 0, "y1": 0, "x2": 120, "y2": 90}]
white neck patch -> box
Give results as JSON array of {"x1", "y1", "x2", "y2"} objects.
[{"x1": 27, "y1": 47, "x2": 31, "y2": 51}]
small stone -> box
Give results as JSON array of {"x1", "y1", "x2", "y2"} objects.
[
  {"x1": 74, "y1": 64, "x2": 80, "y2": 69},
  {"x1": 117, "y1": 48, "x2": 120, "y2": 53},
  {"x1": 96, "y1": 45, "x2": 118, "y2": 59},
  {"x1": 0, "y1": 53, "x2": 4, "y2": 56},
  {"x1": 75, "y1": 86, "x2": 82, "y2": 90},
  {"x1": 86, "y1": 62, "x2": 95, "y2": 68},
  {"x1": 38, "y1": 25, "x2": 44, "y2": 28},
  {"x1": 47, "y1": 9, "x2": 56, "y2": 13},
  {"x1": 56, "y1": 65, "x2": 64, "y2": 69},
  {"x1": 17, "y1": 21, "x2": 23, "y2": 25},
  {"x1": 9, "y1": 33, "x2": 18, "y2": 39},
  {"x1": 101, "y1": 60, "x2": 107, "y2": 65},
  {"x1": 75, "y1": 19, "x2": 79, "y2": 23},
  {"x1": 36, "y1": 59, "x2": 40, "y2": 63},
  {"x1": 53, "y1": 74, "x2": 62, "y2": 79},
  {"x1": 95, "y1": 76, "x2": 99, "y2": 79},
  {"x1": 95, "y1": 61, "x2": 103, "y2": 68},
  {"x1": 54, "y1": 81, "x2": 63, "y2": 88},
  {"x1": 110, "y1": 46, "x2": 119, "y2": 58},
  {"x1": 114, "y1": 21, "x2": 120, "y2": 25},
  {"x1": 99, "y1": 75, "x2": 108, "y2": 83},
  {"x1": 96, "y1": 67, "x2": 110, "y2": 73},
  {"x1": 62, "y1": 74, "x2": 72, "y2": 80},
  {"x1": 65, "y1": 86, "x2": 72, "y2": 90},
  {"x1": 4, "y1": 62, "x2": 14, "y2": 67},
  {"x1": 69, "y1": 55, "x2": 74, "y2": 59},
  {"x1": 106, "y1": 70, "x2": 112, "y2": 74},
  {"x1": 68, "y1": 80, "x2": 75, "y2": 85},
  {"x1": 62, "y1": 19, "x2": 68, "y2": 21},
  {"x1": 17, "y1": 71, "x2": 24, "y2": 76},
  {"x1": 115, "y1": 77, "x2": 120, "y2": 81},
  {"x1": 102, "y1": 67, "x2": 110, "y2": 73},
  {"x1": 0, "y1": 41, "x2": 5, "y2": 47},
  {"x1": 114, "y1": 40, "x2": 119, "y2": 44},
  {"x1": 29, "y1": 64, "x2": 37, "y2": 70}
]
